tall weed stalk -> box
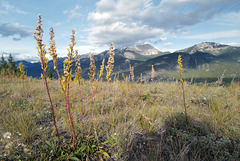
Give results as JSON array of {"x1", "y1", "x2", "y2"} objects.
[
  {"x1": 178, "y1": 55, "x2": 188, "y2": 124},
  {"x1": 33, "y1": 14, "x2": 60, "y2": 142}
]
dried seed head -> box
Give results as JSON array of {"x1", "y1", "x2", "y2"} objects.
[
  {"x1": 106, "y1": 43, "x2": 114, "y2": 80},
  {"x1": 88, "y1": 54, "x2": 96, "y2": 82},
  {"x1": 48, "y1": 27, "x2": 58, "y2": 70},
  {"x1": 61, "y1": 30, "x2": 77, "y2": 90},
  {"x1": 70, "y1": 30, "x2": 76, "y2": 47},
  {"x1": 130, "y1": 64, "x2": 134, "y2": 82},
  {"x1": 34, "y1": 14, "x2": 48, "y2": 75}
]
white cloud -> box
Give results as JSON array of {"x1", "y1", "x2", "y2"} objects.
[
  {"x1": 63, "y1": 5, "x2": 82, "y2": 22},
  {"x1": 75, "y1": 45, "x2": 106, "y2": 54},
  {"x1": 87, "y1": 0, "x2": 238, "y2": 48},
  {"x1": 88, "y1": 22, "x2": 165, "y2": 48},
  {"x1": 139, "y1": 0, "x2": 239, "y2": 29},
  {"x1": 214, "y1": 11, "x2": 240, "y2": 26},
  {"x1": 223, "y1": 42, "x2": 240, "y2": 47},
  {"x1": 0, "y1": 0, "x2": 26, "y2": 15},
  {"x1": 0, "y1": 23, "x2": 32, "y2": 40},
  {"x1": 183, "y1": 30, "x2": 240, "y2": 39}
]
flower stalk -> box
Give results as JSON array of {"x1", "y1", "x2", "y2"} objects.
[
  {"x1": 61, "y1": 30, "x2": 77, "y2": 142},
  {"x1": 95, "y1": 43, "x2": 114, "y2": 133},
  {"x1": 19, "y1": 62, "x2": 25, "y2": 96},
  {"x1": 75, "y1": 51, "x2": 84, "y2": 138},
  {"x1": 34, "y1": 14, "x2": 60, "y2": 142},
  {"x1": 178, "y1": 55, "x2": 188, "y2": 123}
]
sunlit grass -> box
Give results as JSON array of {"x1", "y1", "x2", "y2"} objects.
[{"x1": 1, "y1": 76, "x2": 239, "y2": 160}]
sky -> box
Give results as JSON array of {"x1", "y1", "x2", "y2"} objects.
[{"x1": 0, "y1": 0, "x2": 240, "y2": 62}]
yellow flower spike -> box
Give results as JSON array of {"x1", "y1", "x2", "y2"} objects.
[
  {"x1": 99, "y1": 59, "x2": 105, "y2": 79},
  {"x1": 178, "y1": 54, "x2": 184, "y2": 84},
  {"x1": 88, "y1": 54, "x2": 96, "y2": 83},
  {"x1": 177, "y1": 54, "x2": 188, "y2": 123},
  {"x1": 19, "y1": 62, "x2": 25, "y2": 79},
  {"x1": 119, "y1": 81, "x2": 125, "y2": 93}
]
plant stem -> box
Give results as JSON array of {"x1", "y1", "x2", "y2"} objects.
[
  {"x1": 88, "y1": 82, "x2": 95, "y2": 136},
  {"x1": 95, "y1": 79, "x2": 109, "y2": 133},
  {"x1": 66, "y1": 83, "x2": 76, "y2": 143},
  {"x1": 181, "y1": 81, "x2": 188, "y2": 124},
  {"x1": 78, "y1": 80, "x2": 84, "y2": 138},
  {"x1": 41, "y1": 58, "x2": 60, "y2": 143}
]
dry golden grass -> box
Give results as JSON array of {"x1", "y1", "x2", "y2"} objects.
[{"x1": 1, "y1": 76, "x2": 240, "y2": 160}]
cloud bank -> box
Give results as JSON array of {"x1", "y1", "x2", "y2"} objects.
[
  {"x1": 0, "y1": 23, "x2": 32, "y2": 40},
  {"x1": 0, "y1": 0, "x2": 26, "y2": 15},
  {"x1": 88, "y1": 0, "x2": 239, "y2": 48},
  {"x1": 63, "y1": 5, "x2": 82, "y2": 22}
]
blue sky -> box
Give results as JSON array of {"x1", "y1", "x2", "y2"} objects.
[{"x1": 0, "y1": 0, "x2": 240, "y2": 62}]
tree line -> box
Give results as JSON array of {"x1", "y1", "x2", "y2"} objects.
[
  {"x1": 0, "y1": 54, "x2": 64, "y2": 79},
  {"x1": 0, "y1": 54, "x2": 20, "y2": 77}
]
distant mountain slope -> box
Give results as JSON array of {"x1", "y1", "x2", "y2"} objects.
[
  {"x1": 119, "y1": 44, "x2": 169, "y2": 61},
  {"x1": 133, "y1": 51, "x2": 216, "y2": 77},
  {"x1": 176, "y1": 42, "x2": 240, "y2": 61},
  {"x1": 13, "y1": 42, "x2": 240, "y2": 81},
  {"x1": 16, "y1": 50, "x2": 142, "y2": 79},
  {"x1": 176, "y1": 42, "x2": 236, "y2": 55},
  {"x1": 126, "y1": 44, "x2": 161, "y2": 55}
]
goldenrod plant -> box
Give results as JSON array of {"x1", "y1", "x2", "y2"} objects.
[
  {"x1": 75, "y1": 51, "x2": 84, "y2": 138},
  {"x1": 95, "y1": 43, "x2": 114, "y2": 133},
  {"x1": 88, "y1": 53, "x2": 97, "y2": 135},
  {"x1": 61, "y1": 29, "x2": 77, "y2": 142},
  {"x1": 33, "y1": 15, "x2": 110, "y2": 159},
  {"x1": 48, "y1": 27, "x2": 76, "y2": 141},
  {"x1": 178, "y1": 54, "x2": 188, "y2": 123},
  {"x1": 18, "y1": 62, "x2": 25, "y2": 94},
  {"x1": 94, "y1": 58, "x2": 105, "y2": 93},
  {"x1": 151, "y1": 65, "x2": 155, "y2": 82},
  {"x1": 33, "y1": 14, "x2": 60, "y2": 142}
]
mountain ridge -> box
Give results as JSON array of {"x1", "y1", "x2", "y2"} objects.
[{"x1": 14, "y1": 42, "x2": 240, "y2": 81}]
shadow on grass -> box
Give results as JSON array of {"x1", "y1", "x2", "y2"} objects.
[{"x1": 126, "y1": 112, "x2": 240, "y2": 161}]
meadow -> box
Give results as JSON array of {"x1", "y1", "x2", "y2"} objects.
[
  {"x1": 0, "y1": 74, "x2": 240, "y2": 160},
  {"x1": 0, "y1": 14, "x2": 240, "y2": 160}
]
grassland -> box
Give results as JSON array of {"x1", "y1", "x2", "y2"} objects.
[
  {"x1": 1, "y1": 14, "x2": 239, "y2": 161},
  {"x1": 0, "y1": 76, "x2": 240, "y2": 160}
]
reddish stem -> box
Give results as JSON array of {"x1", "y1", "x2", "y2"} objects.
[
  {"x1": 88, "y1": 82, "x2": 95, "y2": 136},
  {"x1": 54, "y1": 63, "x2": 75, "y2": 141},
  {"x1": 95, "y1": 78, "x2": 109, "y2": 133},
  {"x1": 66, "y1": 82, "x2": 76, "y2": 142},
  {"x1": 78, "y1": 80, "x2": 84, "y2": 138},
  {"x1": 40, "y1": 56, "x2": 60, "y2": 143}
]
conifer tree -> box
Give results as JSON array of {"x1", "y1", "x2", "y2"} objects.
[
  {"x1": 0, "y1": 55, "x2": 8, "y2": 75},
  {"x1": 47, "y1": 68, "x2": 53, "y2": 79},
  {"x1": 8, "y1": 54, "x2": 17, "y2": 75}
]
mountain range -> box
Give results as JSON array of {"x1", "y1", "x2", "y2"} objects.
[{"x1": 15, "y1": 42, "x2": 240, "y2": 82}]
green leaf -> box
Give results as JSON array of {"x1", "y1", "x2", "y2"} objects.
[
  {"x1": 98, "y1": 153, "x2": 103, "y2": 161},
  {"x1": 45, "y1": 140, "x2": 53, "y2": 150},
  {"x1": 68, "y1": 157, "x2": 80, "y2": 161},
  {"x1": 100, "y1": 149, "x2": 110, "y2": 158}
]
